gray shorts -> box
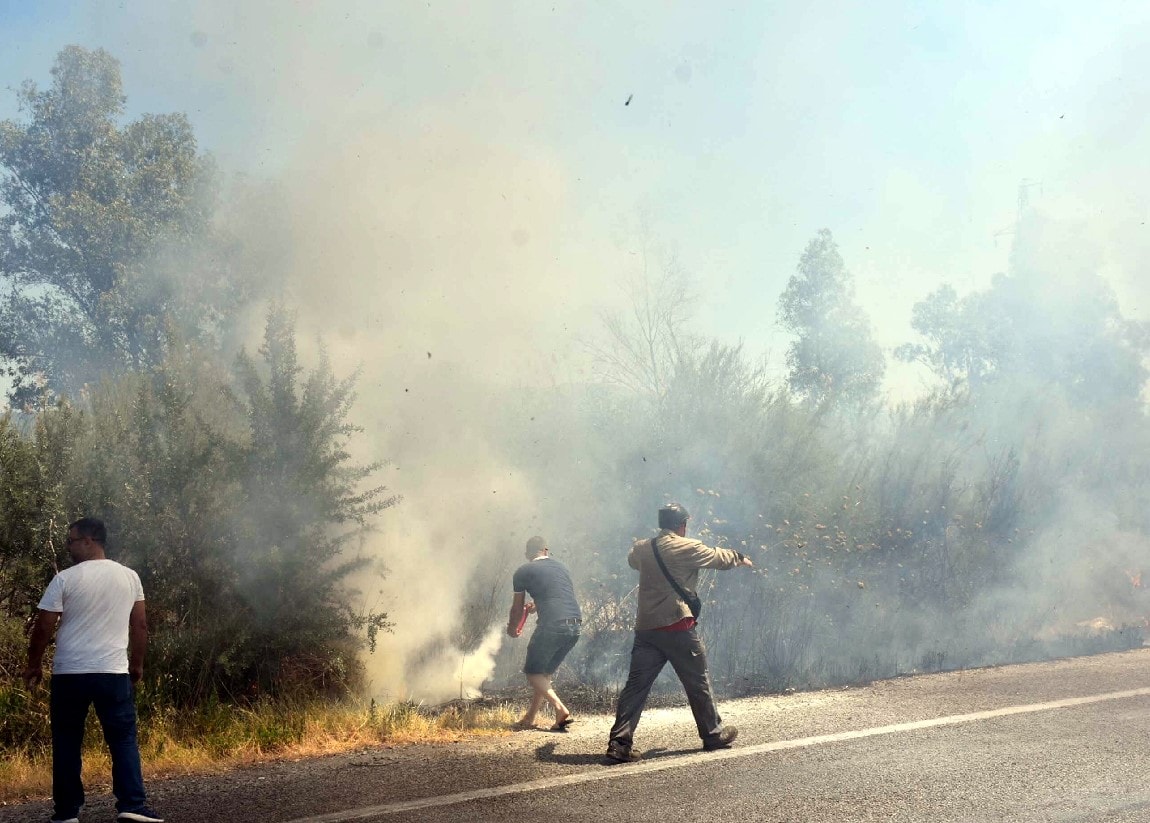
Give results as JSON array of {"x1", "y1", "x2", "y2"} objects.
[{"x1": 524, "y1": 625, "x2": 580, "y2": 675}]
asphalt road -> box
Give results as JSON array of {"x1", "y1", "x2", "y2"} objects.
[{"x1": 5, "y1": 649, "x2": 1150, "y2": 822}]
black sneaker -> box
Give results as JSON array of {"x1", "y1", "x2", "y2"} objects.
[
  {"x1": 702, "y1": 726, "x2": 738, "y2": 751},
  {"x1": 605, "y1": 741, "x2": 641, "y2": 763},
  {"x1": 117, "y1": 809, "x2": 164, "y2": 822}
]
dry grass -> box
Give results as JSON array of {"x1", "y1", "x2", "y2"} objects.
[{"x1": 0, "y1": 699, "x2": 518, "y2": 804}]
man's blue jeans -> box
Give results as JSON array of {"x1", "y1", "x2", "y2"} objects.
[{"x1": 50, "y1": 673, "x2": 148, "y2": 816}]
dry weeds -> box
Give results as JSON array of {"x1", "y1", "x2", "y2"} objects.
[{"x1": 0, "y1": 701, "x2": 517, "y2": 804}]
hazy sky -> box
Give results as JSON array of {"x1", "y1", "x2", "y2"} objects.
[{"x1": 2, "y1": 0, "x2": 1149, "y2": 398}]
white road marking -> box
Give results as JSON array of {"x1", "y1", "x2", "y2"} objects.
[{"x1": 284, "y1": 686, "x2": 1150, "y2": 822}]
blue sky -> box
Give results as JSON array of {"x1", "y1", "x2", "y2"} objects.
[{"x1": 2, "y1": 1, "x2": 1149, "y2": 398}]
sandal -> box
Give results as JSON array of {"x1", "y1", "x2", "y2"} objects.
[{"x1": 549, "y1": 716, "x2": 575, "y2": 732}]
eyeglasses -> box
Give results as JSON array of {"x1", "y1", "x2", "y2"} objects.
[{"x1": 65, "y1": 535, "x2": 86, "y2": 546}]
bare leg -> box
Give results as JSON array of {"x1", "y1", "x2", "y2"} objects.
[
  {"x1": 525, "y1": 674, "x2": 570, "y2": 724},
  {"x1": 516, "y1": 675, "x2": 548, "y2": 726}
]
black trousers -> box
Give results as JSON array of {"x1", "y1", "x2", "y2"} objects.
[{"x1": 608, "y1": 627, "x2": 724, "y2": 748}]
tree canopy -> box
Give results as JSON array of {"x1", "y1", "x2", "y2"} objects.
[
  {"x1": 0, "y1": 45, "x2": 216, "y2": 406},
  {"x1": 896, "y1": 215, "x2": 1149, "y2": 407},
  {"x1": 777, "y1": 229, "x2": 886, "y2": 409}
]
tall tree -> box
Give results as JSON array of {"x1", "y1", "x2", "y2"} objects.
[
  {"x1": 893, "y1": 281, "x2": 1014, "y2": 388},
  {"x1": 896, "y1": 215, "x2": 1149, "y2": 406},
  {"x1": 227, "y1": 305, "x2": 398, "y2": 695},
  {"x1": 18, "y1": 307, "x2": 400, "y2": 702},
  {"x1": 588, "y1": 251, "x2": 698, "y2": 406},
  {"x1": 0, "y1": 46, "x2": 215, "y2": 405},
  {"x1": 777, "y1": 229, "x2": 885, "y2": 408}
]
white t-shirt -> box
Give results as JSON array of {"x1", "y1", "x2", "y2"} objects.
[{"x1": 37, "y1": 558, "x2": 145, "y2": 674}]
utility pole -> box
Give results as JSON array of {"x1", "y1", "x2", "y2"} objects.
[
  {"x1": 1016, "y1": 178, "x2": 1043, "y2": 211},
  {"x1": 994, "y1": 179, "x2": 1043, "y2": 247}
]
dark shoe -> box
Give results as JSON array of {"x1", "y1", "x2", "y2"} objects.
[
  {"x1": 549, "y1": 716, "x2": 575, "y2": 732},
  {"x1": 605, "y1": 741, "x2": 641, "y2": 763},
  {"x1": 702, "y1": 725, "x2": 738, "y2": 751},
  {"x1": 117, "y1": 809, "x2": 164, "y2": 822}
]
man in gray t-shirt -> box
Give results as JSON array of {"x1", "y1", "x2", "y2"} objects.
[{"x1": 506, "y1": 536, "x2": 581, "y2": 731}]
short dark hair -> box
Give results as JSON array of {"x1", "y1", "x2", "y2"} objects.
[
  {"x1": 69, "y1": 517, "x2": 106, "y2": 545},
  {"x1": 525, "y1": 535, "x2": 547, "y2": 558},
  {"x1": 658, "y1": 504, "x2": 690, "y2": 529}
]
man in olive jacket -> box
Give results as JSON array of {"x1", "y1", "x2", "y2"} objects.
[{"x1": 605, "y1": 503, "x2": 753, "y2": 763}]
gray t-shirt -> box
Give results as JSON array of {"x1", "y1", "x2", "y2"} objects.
[{"x1": 512, "y1": 557, "x2": 581, "y2": 627}]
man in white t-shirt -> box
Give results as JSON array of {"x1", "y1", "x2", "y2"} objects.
[{"x1": 22, "y1": 518, "x2": 164, "y2": 823}]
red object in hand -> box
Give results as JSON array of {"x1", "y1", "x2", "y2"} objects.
[{"x1": 516, "y1": 608, "x2": 529, "y2": 635}]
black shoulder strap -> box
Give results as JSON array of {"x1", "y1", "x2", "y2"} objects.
[{"x1": 650, "y1": 537, "x2": 699, "y2": 618}]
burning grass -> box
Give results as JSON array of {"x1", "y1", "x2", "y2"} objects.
[{"x1": 0, "y1": 694, "x2": 517, "y2": 805}]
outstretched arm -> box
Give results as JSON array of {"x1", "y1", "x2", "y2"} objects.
[{"x1": 687, "y1": 540, "x2": 753, "y2": 569}]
